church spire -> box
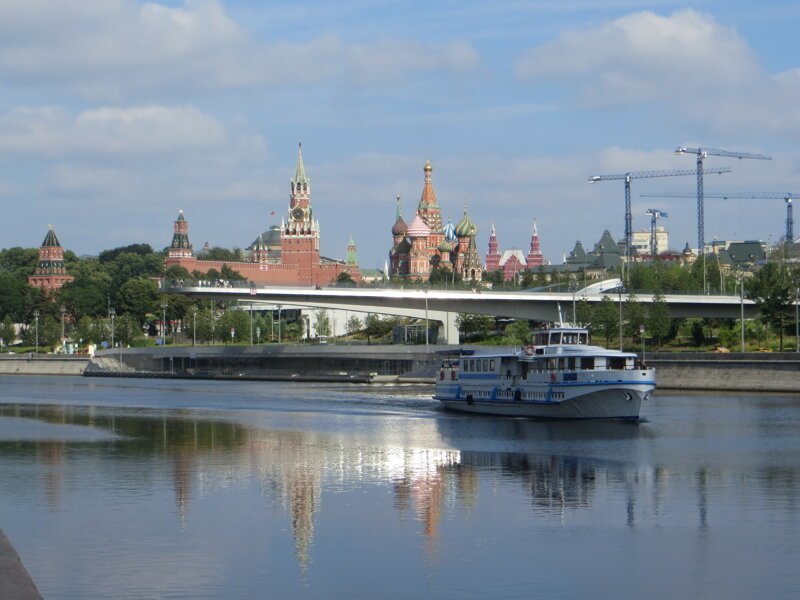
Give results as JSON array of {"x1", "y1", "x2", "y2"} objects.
[{"x1": 293, "y1": 142, "x2": 309, "y2": 185}]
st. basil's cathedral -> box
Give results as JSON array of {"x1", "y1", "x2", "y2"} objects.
[{"x1": 389, "y1": 161, "x2": 484, "y2": 282}]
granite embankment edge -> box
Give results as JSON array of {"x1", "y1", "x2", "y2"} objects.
[
  {"x1": 3, "y1": 352, "x2": 800, "y2": 392},
  {"x1": 0, "y1": 530, "x2": 42, "y2": 600}
]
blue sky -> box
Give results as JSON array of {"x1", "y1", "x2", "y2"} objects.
[{"x1": 2, "y1": 0, "x2": 800, "y2": 268}]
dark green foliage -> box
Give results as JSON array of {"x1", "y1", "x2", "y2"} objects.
[
  {"x1": 746, "y1": 262, "x2": 793, "y2": 350},
  {"x1": 503, "y1": 320, "x2": 531, "y2": 345},
  {"x1": 98, "y1": 244, "x2": 155, "y2": 263},
  {"x1": 455, "y1": 313, "x2": 495, "y2": 341},
  {"x1": 691, "y1": 321, "x2": 706, "y2": 346},
  {"x1": 593, "y1": 296, "x2": 619, "y2": 347},
  {"x1": 220, "y1": 264, "x2": 246, "y2": 281},
  {"x1": 0, "y1": 247, "x2": 39, "y2": 279}
]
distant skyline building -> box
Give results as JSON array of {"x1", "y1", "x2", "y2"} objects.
[
  {"x1": 632, "y1": 226, "x2": 669, "y2": 256},
  {"x1": 28, "y1": 226, "x2": 73, "y2": 293},
  {"x1": 165, "y1": 145, "x2": 361, "y2": 286}
]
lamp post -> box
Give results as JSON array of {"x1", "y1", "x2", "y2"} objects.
[
  {"x1": 424, "y1": 286, "x2": 429, "y2": 348},
  {"x1": 249, "y1": 303, "x2": 254, "y2": 346},
  {"x1": 569, "y1": 276, "x2": 577, "y2": 323},
  {"x1": 618, "y1": 285, "x2": 623, "y2": 351},
  {"x1": 640, "y1": 323, "x2": 646, "y2": 364},
  {"x1": 277, "y1": 304, "x2": 282, "y2": 344},
  {"x1": 192, "y1": 306, "x2": 197, "y2": 347},
  {"x1": 161, "y1": 301, "x2": 168, "y2": 346},
  {"x1": 60, "y1": 305, "x2": 66, "y2": 352},
  {"x1": 794, "y1": 287, "x2": 800, "y2": 352},
  {"x1": 738, "y1": 272, "x2": 745, "y2": 352},
  {"x1": 33, "y1": 310, "x2": 40, "y2": 355},
  {"x1": 110, "y1": 310, "x2": 115, "y2": 349}
]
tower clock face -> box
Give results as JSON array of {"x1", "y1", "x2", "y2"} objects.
[{"x1": 291, "y1": 206, "x2": 305, "y2": 221}]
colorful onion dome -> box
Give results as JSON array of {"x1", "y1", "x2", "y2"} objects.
[
  {"x1": 455, "y1": 205, "x2": 477, "y2": 238},
  {"x1": 406, "y1": 213, "x2": 431, "y2": 238},
  {"x1": 392, "y1": 215, "x2": 408, "y2": 236},
  {"x1": 438, "y1": 239, "x2": 453, "y2": 253},
  {"x1": 443, "y1": 216, "x2": 457, "y2": 242}
]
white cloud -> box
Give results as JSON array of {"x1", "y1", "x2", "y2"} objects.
[
  {"x1": 515, "y1": 9, "x2": 800, "y2": 136},
  {"x1": 0, "y1": 0, "x2": 479, "y2": 99},
  {"x1": 0, "y1": 105, "x2": 247, "y2": 157}
]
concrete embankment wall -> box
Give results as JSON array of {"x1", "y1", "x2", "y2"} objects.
[
  {"x1": 0, "y1": 530, "x2": 42, "y2": 600},
  {"x1": 649, "y1": 352, "x2": 800, "y2": 392},
  {"x1": 0, "y1": 356, "x2": 89, "y2": 376}
]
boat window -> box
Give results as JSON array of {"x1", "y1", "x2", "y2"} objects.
[
  {"x1": 558, "y1": 358, "x2": 566, "y2": 370},
  {"x1": 489, "y1": 359, "x2": 495, "y2": 371},
  {"x1": 568, "y1": 357, "x2": 576, "y2": 370},
  {"x1": 581, "y1": 357, "x2": 594, "y2": 370},
  {"x1": 534, "y1": 333, "x2": 547, "y2": 346},
  {"x1": 550, "y1": 332, "x2": 562, "y2": 345},
  {"x1": 609, "y1": 357, "x2": 626, "y2": 370},
  {"x1": 579, "y1": 333, "x2": 588, "y2": 345},
  {"x1": 547, "y1": 358, "x2": 557, "y2": 370},
  {"x1": 482, "y1": 359, "x2": 489, "y2": 372},
  {"x1": 563, "y1": 333, "x2": 576, "y2": 344}
]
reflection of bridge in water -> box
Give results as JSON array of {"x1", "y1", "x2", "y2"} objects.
[{"x1": 163, "y1": 281, "x2": 758, "y2": 344}]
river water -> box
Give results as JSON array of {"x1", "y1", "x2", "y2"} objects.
[{"x1": 0, "y1": 375, "x2": 799, "y2": 599}]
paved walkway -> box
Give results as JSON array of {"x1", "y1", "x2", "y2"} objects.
[{"x1": 0, "y1": 530, "x2": 41, "y2": 599}]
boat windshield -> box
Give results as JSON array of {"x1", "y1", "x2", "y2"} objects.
[{"x1": 532, "y1": 328, "x2": 590, "y2": 346}]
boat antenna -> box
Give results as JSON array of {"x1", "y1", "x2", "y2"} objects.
[{"x1": 556, "y1": 302, "x2": 564, "y2": 326}]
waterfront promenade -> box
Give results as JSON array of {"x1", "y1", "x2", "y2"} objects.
[{"x1": 4, "y1": 347, "x2": 800, "y2": 392}]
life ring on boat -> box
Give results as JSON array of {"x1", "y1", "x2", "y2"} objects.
[
  {"x1": 450, "y1": 370, "x2": 456, "y2": 380},
  {"x1": 439, "y1": 370, "x2": 445, "y2": 381},
  {"x1": 550, "y1": 372, "x2": 557, "y2": 383},
  {"x1": 523, "y1": 345, "x2": 535, "y2": 356}
]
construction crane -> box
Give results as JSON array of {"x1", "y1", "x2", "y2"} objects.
[
  {"x1": 641, "y1": 191, "x2": 799, "y2": 243},
  {"x1": 588, "y1": 167, "x2": 730, "y2": 261},
  {"x1": 674, "y1": 147, "x2": 772, "y2": 252},
  {"x1": 644, "y1": 209, "x2": 668, "y2": 257}
]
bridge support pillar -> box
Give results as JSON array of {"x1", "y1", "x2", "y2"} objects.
[{"x1": 430, "y1": 311, "x2": 459, "y2": 345}]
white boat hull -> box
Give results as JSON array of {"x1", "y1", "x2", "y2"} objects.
[{"x1": 435, "y1": 379, "x2": 654, "y2": 420}]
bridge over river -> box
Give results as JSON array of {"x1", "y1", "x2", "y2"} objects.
[{"x1": 163, "y1": 279, "x2": 756, "y2": 345}]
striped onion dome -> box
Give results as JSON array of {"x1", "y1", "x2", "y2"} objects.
[
  {"x1": 454, "y1": 207, "x2": 477, "y2": 238},
  {"x1": 406, "y1": 213, "x2": 431, "y2": 238},
  {"x1": 438, "y1": 239, "x2": 453, "y2": 253}
]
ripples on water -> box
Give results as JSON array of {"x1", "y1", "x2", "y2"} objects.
[{"x1": 0, "y1": 376, "x2": 799, "y2": 599}]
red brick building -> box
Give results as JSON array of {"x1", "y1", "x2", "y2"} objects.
[
  {"x1": 28, "y1": 226, "x2": 73, "y2": 293},
  {"x1": 165, "y1": 145, "x2": 361, "y2": 286}
]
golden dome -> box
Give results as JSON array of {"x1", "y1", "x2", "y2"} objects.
[{"x1": 424, "y1": 160, "x2": 433, "y2": 173}]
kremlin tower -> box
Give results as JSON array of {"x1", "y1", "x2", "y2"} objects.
[
  {"x1": 164, "y1": 144, "x2": 360, "y2": 286},
  {"x1": 485, "y1": 224, "x2": 500, "y2": 271},
  {"x1": 527, "y1": 219, "x2": 544, "y2": 267},
  {"x1": 28, "y1": 226, "x2": 73, "y2": 293}
]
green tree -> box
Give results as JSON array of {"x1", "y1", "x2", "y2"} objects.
[
  {"x1": 503, "y1": 320, "x2": 531, "y2": 345},
  {"x1": 115, "y1": 313, "x2": 142, "y2": 346},
  {"x1": 336, "y1": 271, "x2": 356, "y2": 287},
  {"x1": 623, "y1": 294, "x2": 646, "y2": 345},
  {"x1": 455, "y1": 313, "x2": 495, "y2": 341},
  {"x1": 118, "y1": 278, "x2": 159, "y2": 326},
  {"x1": 0, "y1": 247, "x2": 39, "y2": 279},
  {"x1": 594, "y1": 296, "x2": 620, "y2": 347},
  {"x1": 747, "y1": 262, "x2": 793, "y2": 350},
  {"x1": 646, "y1": 293, "x2": 671, "y2": 350},
  {"x1": 346, "y1": 315, "x2": 362, "y2": 335},
  {"x1": 365, "y1": 314, "x2": 395, "y2": 341},
  {"x1": 575, "y1": 298, "x2": 593, "y2": 326},
  {"x1": 0, "y1": 315, "x2": 16, "y2": 347},
  {"x1": 220, "y1": 264, "x2": 246, "y2": 281},
  {"x1": 195, "y1": 308, "x2": 216, "y2": 344},
  {"x1": 314, "y1": 309, "x2": 332, "y2": 337},
  {"x1": 0, "y1": 272, "x2": 31, "y2": 321}
]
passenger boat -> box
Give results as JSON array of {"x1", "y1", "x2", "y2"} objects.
[{"x1": 434, "y1": 324, "x2": 655, "y2": 420}]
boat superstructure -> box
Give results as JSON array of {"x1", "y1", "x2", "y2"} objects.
[{"x1": 434, "y1": 324, "x2": 655, "y2": 420}]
